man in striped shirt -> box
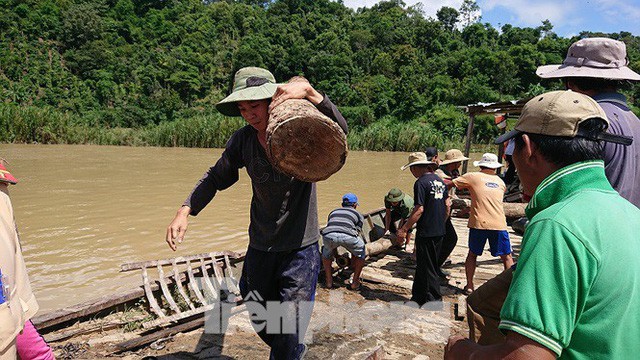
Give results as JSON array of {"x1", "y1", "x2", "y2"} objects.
[{"x1": 321, "y1": 193, "x2": 366, "y2": 290}]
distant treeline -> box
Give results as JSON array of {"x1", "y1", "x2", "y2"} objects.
[{"x1": 1, "y1": 0, "x2": 639, "y2": 150}]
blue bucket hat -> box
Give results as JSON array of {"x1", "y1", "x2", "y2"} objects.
[{"x1": 342, "y1": 193, "x2": 358, "y2": 206}]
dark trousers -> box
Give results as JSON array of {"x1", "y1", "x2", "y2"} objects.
[
  {"x1": 411, "y1": 235, "x2": 444, "y2": 305},
  {"x1": 504, "y1": 155, "x2": 517, "y2": 185},
  {"x1": 438, "y1": 218, "x2": 458, "y2": 267},
  {"x1": 239, "y1": 243, "x2": 321, "y2": 360}
]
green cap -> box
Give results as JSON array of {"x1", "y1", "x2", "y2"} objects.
[
  {"x1": 385, "y1": 188, "x2": 404, "y2": 202},
  {"x1": 216, "y1": 67, "x2": 280, "y2": 117}
]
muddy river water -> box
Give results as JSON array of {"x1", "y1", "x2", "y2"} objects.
[{"x1": 1, "y1": 144, "x2": 485, "y2": 312}]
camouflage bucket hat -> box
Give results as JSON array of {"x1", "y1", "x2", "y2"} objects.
[
  {"x1": 385, "y1": 188, "x2": 405, "y2": 202},
  {"x1": 216, "y1": 67, "x2": 280, "y2": 117}
]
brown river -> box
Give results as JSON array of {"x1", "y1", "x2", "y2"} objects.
[{"x1": 1, "y1": 144, "x2": 485, "y2": 312}]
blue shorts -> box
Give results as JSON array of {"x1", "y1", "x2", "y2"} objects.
[
  {"x1": 468, "y1": 229, "x2": 512, "y2": 256},
  {"x1": 322, "y1": 232, "x2": 366, "y2": 259}
]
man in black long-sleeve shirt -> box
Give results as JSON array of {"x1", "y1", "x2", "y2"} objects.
[{"x1": 166, "y1": 67, "x2": 347, "y2": 359}]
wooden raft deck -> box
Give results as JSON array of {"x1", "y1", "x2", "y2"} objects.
[{"x1": 360, "y1": 217, "x2": 522, "y2": 294}]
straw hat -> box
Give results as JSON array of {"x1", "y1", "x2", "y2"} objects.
[
  {"x1": 439, "y1": 149, "x2": 469, "y2": 165},
  {"x1": 401, "y1": 152, "x2": 435, "y2": 171},
  {"x1": 473, "y1": 153, "x2": 503, "y2": 169},
  {"x1": 536, "y1": 37, "x2": 640, "y2": 81},
  {"x1": 385, "y1": 188, "x2": 405, "y2": 202},
  {"x1": 216, "y1": 67, "x2": 280, "y2": 116}
]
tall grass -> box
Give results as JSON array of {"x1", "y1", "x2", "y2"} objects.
[{"x1": 0, "y1": 103, "x2": 495, "y2": 151}]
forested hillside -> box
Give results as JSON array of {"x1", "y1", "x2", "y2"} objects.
[{"x1": 1, "y1": 0, "x2": 639, "y2": 150}]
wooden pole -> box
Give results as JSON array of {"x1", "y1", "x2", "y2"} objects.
[{"x1": 463, "y1": 113, "x2": 475, "y2": 174}]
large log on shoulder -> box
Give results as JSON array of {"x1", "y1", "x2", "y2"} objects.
[
  {"x1": 451, "y1": 198, "x2": 527, "y2": 220},
  {"x1": 266, "y1": 84, "x2": 348, "y2": 182}
]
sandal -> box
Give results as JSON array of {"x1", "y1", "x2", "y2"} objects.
[{"x1": 349, "y1": 281, "x2": 362, "y2": 291}]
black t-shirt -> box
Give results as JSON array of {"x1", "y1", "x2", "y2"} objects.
[{"x1": 413, "y1": 172, "x2": 448, "y2": 237}]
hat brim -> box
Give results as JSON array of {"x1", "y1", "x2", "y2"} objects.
[
  {"x1": 385, "y1": 194, "x2": 404, "y2": 202},
  {"x1": 536, "y1": 64, "x2": 640, "y2": 81},
  {"x1": 495, "y1": 129, "x2": 521, "y2": 145},
  {"x1": 439, "y1": 157, "x2": 469, "y2": 165},
  {"x1": 473, "y1": 160, "x2": 503, "y2": 169},
  {"x1": 401, "y1": 160, "x2": 435, "y2": 171},
  {"x1": 215, "y1": 83, "x2": 280, "y2": 117}
]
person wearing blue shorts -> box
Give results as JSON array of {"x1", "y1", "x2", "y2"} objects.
[
  {"x1": 321, "y1": 193, "x2": 366, "y2": 290},
  {"x1": 468, "y1": 229, "x2": 512, "y2": 258},
  {"x1": 453, "y1": 153, "x2": 514, "y2": 295}
]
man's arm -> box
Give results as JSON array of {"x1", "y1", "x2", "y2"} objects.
[
  {"x1": 269, "y1": 79, "x2": 348, "y2": 134},
  {"x1": 445, "y1": 331, "x2": 556, "y2": 360},
  {"x1": 166, "y1": 134, "x2": 244, "y2": 251},
  {"x1": 384, "y1": 208, "x2": 392, "y2": 232},
  {"x1": 397, "y1": 205, "x2": 423, "y2": 239}
]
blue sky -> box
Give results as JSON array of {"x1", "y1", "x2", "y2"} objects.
[{"x1": 342, "y1": 0, "x2": 640, "y2": 37}]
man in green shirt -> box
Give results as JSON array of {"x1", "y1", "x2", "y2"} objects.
[
  {"x1": 445, "y1": 90, "x2": 640, "y2": 359},
  {"x1": 383, "y1": 188, "x2": 414, "y2": 247}
]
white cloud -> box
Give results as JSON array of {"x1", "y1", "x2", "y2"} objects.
[
  {"x1": 341, "y1": 0, "x2": 466, "y2": 18},
  {"x1": 594, "y1": 0, "x2": 640, "y2": 27},
  {"x1": 482, "y1": 0, "x2": 577, "y2": 26}
]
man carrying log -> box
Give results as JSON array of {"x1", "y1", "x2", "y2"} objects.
[
  {"x1": 446, "y1": 91, "x2": 640, "y2": 359},
  {"x1": 397, "y1": 152, "x2": 450, "y2": 305},
  {"x1": 165, "y1": 67, "x2": 347, "y2": 359},
  {"x1": 452, "y1": 153, "x2": 514, "y2": 295}
]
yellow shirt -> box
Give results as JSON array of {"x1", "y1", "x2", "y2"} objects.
[
  {"x1": 0, "y1": 184, "x2": 38, "y2": 354},
  {"x1": 453, "y1": 172, "x2": 507, "y2": 230}
]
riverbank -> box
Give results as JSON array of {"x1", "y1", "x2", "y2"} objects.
[
  {"x1": 0, "y1": 103, "x2": 499, "y2": 152},
  {"x1": 46, "y1": 218, "x2": 522, "y2": 359}
]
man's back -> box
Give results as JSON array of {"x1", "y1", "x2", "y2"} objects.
[
  {"x1": 594, "y1": 93, "x2": 640, "y2": 208},
  {"x1": 453, "y1": 172, "x2": 507, "y2": 230},
  {"x1": 321, "y1": 206, "x2": 363, "y2": 237}
]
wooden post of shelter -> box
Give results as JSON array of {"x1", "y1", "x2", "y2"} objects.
[
  {"x1": 461, "y1": 99, "x2": 528, "y2": 174},
  {"x1": 462, "y1": 113, "x2": 475, "y2": 174}
]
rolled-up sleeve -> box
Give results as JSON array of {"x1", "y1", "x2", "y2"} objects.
[{"x1": 316, "y1": 93, "x2": 348, "y2": 134}]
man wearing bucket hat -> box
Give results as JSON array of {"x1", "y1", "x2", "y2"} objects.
[
  {"x1": 537, "y1": 37, "x2": 640, "y2": 208},
  {"x1": 397, "y1": 152, "x2": 450, "y2": 305},
  {"x1": 452, "y1": 153, "x2": 514, "y2": 295},
  {"x1": 0, "y1": 161, "x2": 54, "y2": 360},
  {"x1": 445, "y1": 90, "x2": 640, "y2": 359},
  {"x1": 166, "y1": 67, "x2": 347, "y2": 359},
  {"x1": 383, "y1": 188, "x2": 414, "y2": 248}
]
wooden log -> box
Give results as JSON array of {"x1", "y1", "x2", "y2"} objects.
[
  {"x1": 365, "y1": 238, "x2": 395, "y2": 257},
  {"x1": 113, "y1": 304, "x2": 243, "y2": 353},
  {"x1": 32, "y1": 289, "x2": 146, "y2": 331},
  {"x1": 451, "y1": 198, "x2": 527, "y2": 220},
  {"x1": 266, "y1": 87, "x2": 348, "y2": 182}
]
